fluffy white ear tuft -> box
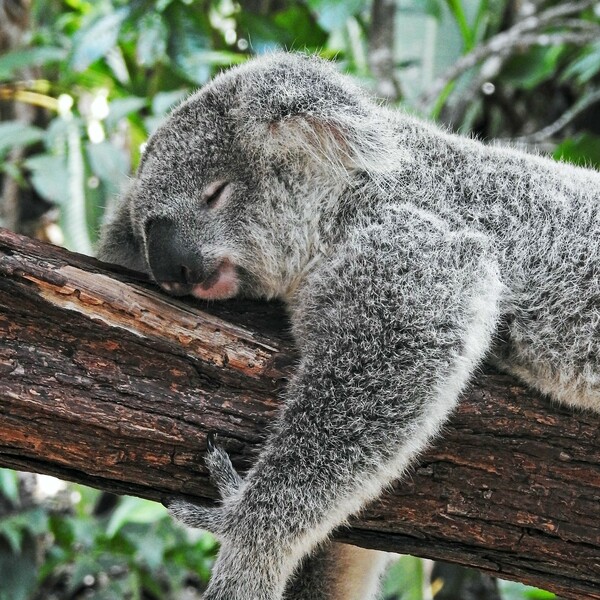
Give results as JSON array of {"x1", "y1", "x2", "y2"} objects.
[
  {"x1": 244, "y1": 109, "x2": 402, "y2": 178},
  {"x1": 228, "y1": 53, "x2": 402, "y2": 177}
]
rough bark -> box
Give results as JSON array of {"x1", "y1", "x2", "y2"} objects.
[{"x1": 0, "y1": 228, "x2": 598, "y2": 599}]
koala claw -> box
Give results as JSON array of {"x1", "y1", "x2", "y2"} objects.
[
  {"x1": 167, "y1": 498, "x2": 224, "y2": 532},
  {"x1": 168, "y1": 438, "x2": 242, "y2": 536},
  {"x1": 205, "y1": 439, "x2": 243, "y2": 498},
  {"x1": 206, "y1": 430, "x2": 217, "y2": 453}
]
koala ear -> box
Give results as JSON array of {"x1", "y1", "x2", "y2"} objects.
[
  {"x1": 96, "y1": 189, "x2": 148, "y2": 274},
  {"x1": 231, "y1": 54, "x2": 397, "y2": 175}
]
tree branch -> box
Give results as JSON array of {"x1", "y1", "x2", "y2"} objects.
[
  {"x1": 0, "y1": 228, "x2": 599, "y2": 599},
  {"x1": 420, "y1": 0, "x2": 599, "y2": 111},
  {"x1": 508, "y1": 87, "x2": 600, "y2": 143}
]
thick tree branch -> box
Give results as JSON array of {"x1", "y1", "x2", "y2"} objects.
[{"x1": 0, "y1": 228, "x2": 599, "y2": 598}]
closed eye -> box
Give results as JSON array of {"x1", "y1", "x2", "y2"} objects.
[{"x1": 202, "y1": 180, "x2": 230, "y2": 208}]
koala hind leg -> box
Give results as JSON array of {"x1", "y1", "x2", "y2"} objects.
[{"x1": 285, "y1": 542, "x2": 390, "y2": 600}]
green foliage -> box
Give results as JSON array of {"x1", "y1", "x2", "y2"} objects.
[
  {"x1": 0, "y1": 508, "x2": 48, "y2": 554},
  {"x1": 498, "y1": 580, "x2": 556, "y2": 600},
  {"x1": 554, "y1": 133, "x2": 600, "y2": 169},
  {"x1": 0, "y1": 537, "x2": 38, "y2": 600},
  {"x1": 0, "y1": 470, "x2": 19, "y2": 507},
  {"x1": 383, "y1": 555, "x2": 425, "y2": 600},
  {"x1": 502, "y1": 46, "x2": 565, "y2": 90},
  {"x1": 0, "y1": 47, "x2": 67, "y2": 79},
  {"x1": 0, "y1": 0, "x2": 372, "y2": 251},
  {"x1": 0, "y1": 122, "x2": 46, "y2": 158},
  {"x1": 563, "y1": 41, "x2": 600, "y2": 85},
  {"x1": 0, "y1": 479, "x2": 217, "y2": 598},
  {"x1": 445, "y1": 0, "x2": 477, "y2": 51},
  {"x1": 306, "y1": 0, "x2": 363, "y2": 33}
]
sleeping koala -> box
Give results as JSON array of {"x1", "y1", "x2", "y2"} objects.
[{"x1": 97, "y1": 53, "x2": 600, "y2": 600}]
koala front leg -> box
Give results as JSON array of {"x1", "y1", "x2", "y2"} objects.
[
  {"x1": 170, "y1": 444, "x2": 390, "y2": 600},
  {"x1": 171, "y1": 216, "x2": 502, "y2": 600}
]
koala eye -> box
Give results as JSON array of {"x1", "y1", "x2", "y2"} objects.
[{"x1": 202, "y1": 180, "x2": 230, "y2": 209}]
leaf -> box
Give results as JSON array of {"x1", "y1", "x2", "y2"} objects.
[
  {"x1": 165, "y1": 4, "x2": 213, "y2": 84},
  {"x1": 306, "y1": 0, "x2": 363, "y2": 32},
  {"x1": 62, "y1": 120, "x2": 93, "y2": 255},
  {"x1": 70, "y1": 9, "x2": 129, "y2": 72},
  {"x1": 0, "y1": 469, "x2": 19, "y2": 506},
  {"x1": 382, "y1": 555, "x2": 424, "y2": 600},
  {"x1": 105, "y1": 96, "x2": 148, "y2": 129},
  {"x1": 272, "y1": 6, "x2": 328, "y2": 50},
  {"x1": 151, "y1": 89, "x2": 188, "y2": 116},
  {"x1": 156, "y1": 0, "x2": 174, "y2": 10},
  {"x1": 498, "y1": 580, "x2": 555, "y2": 600},
  {"x1": 0, "y1": 534, "x2": 38, "y2": 600},
  {"x1": 137, "y1": 13, "x2": 168, "y2": 67},
  {"x1": 70, "y1": 516, "x2": 98, "y2": 548},
  {"x1": 236, "y1": 12, "x2": 286, "y2": 52},
  {"x1": 0, "y1": 522, "x2": 23, "y2": 554},
  {"x1": 0, "y1": 121, "x2": 45, "y2": 157},
  {"x1": 44, "y1": 116, "x2": 72, "y2": 149},
  {"x1": 446, "y1": 0, "x2": 475, "y2": 50},
  {"x1": 86, "y1": 140, "x2": 129, "y2": 195},
  {"x1": 139, "y1": 570, "x2": 165, "y2": 598},
  {"x1": 105, "y1": 44, "x2": 131, "y2": 85},
  {"x1": 0, "y1": 508, "x2": 49, "y2": 554},
  {"x1": 24, "y1": 154, "x2": 70, "y2": 205},
  {"x1": 0, "y1": 162, "x2": 27, "y2": 186},
  {"x1": 422, "y1": 0, "x2": 442, "y2": 20},
  {"x1": 123, "y1": 526, "x2": 167, "y2": 570},
  {"x1": 502, "y1": 45, "x2": 565, "y2": 90},
  {"x1": 0, "y1": 47, "x2": 66, "y2": 80},
  {"x1": 553, "y1": 133, "x2": 600, "y2": 169},
  {"x1": 236, "y1": 8, "x2": 327, "y2": 53},
  {"x1": 49, "y1": 515, "x2": 75, "y2": 547},
  {"x1": 106, "y1": 497, "x2": 167, "y2": 538},
  {"x1": 563, "y1": 42, "x2": 600, "y2": 85},
  {"x1": 20, "y1": 508, "x2": 49, "y2": 537}
]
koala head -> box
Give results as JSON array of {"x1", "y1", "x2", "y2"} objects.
[{"x1": 97, "y1": 53, "x2": 387, "y2": 301}]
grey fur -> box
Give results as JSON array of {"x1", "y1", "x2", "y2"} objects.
[{"x1": 97, "y1": 53, "x2": 600, "y2": 600}]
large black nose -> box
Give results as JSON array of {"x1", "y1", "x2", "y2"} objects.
[{"x1": 146, "y1": 218, "x2": 204, "y2": 290}]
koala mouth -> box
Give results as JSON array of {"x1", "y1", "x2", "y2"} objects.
[
  {"x1": 191, "y1": 259, "x2": 239, "y2": 300},
  {"x1": 160, "y1": 259, "x2": 239, "y2": 301}
]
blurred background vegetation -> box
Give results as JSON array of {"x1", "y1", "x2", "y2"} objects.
[{"x1": 1, "y1": 0, "x2": 599, "y2": 598}]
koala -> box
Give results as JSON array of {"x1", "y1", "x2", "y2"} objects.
[{"x1": 97, "y1": 53, "x2": 600, "y2": 600}]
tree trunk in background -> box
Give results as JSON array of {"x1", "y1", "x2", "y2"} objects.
[
  {"x1": 432, "y1": 563, "x2": 502, "y2": 600},
  {"x1": 0, "y1": 0, "x2": 54, "y2": 237},
  {"x1": 368, "y1": 0, "x2": 401, "y2": 102},
  {"x1": 0, "y1": 228, "x2": 599, "y2": 599}
]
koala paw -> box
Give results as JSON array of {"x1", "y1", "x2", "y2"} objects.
[{"x1": 167, "y1": 432, "x2": 242, "y2": 535}]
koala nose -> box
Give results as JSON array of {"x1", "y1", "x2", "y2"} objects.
[{"x1": 146, "y1": 218, "x2": 204, "y2": 291}]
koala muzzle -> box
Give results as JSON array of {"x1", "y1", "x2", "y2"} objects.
[{"x1": 146, "y1": 217, "x2": 204, "y2": 295}]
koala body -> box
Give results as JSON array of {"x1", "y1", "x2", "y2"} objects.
[{"x1": 98, "y1": 53, "x2": 600, "y2": 600}]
